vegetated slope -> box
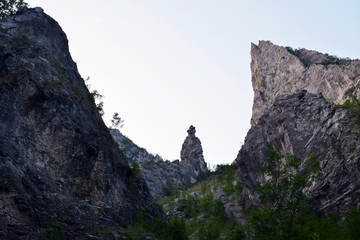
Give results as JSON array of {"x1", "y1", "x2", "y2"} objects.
[
  {"x1": 0, "y1": 8, "x2": 160, "y2": 239},
  {"x1": 111, "y1": 125, "x2": 208, "y2": 199},
  {"x1": 128, "y1": 163, "x2": 245, "y2": 240},
  {"x1": 237, "y1": 41, "x2": 360, "y2": 216}
]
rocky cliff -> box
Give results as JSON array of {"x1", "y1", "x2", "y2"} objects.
[
  {"x1": 111, "y1": 125, "x2": 208, "y2": 198},
  {"x1": 0, "y1": 8, "x2": 160, "y2": 239},
  {"x1": 237, "y1": 41, "x2": 360, "y2": 215},
  {"x1": 251, "y1": 40, "x2": 360, "y2": 125}
]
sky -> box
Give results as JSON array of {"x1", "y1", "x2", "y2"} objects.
[{"x1": 25, "y1": 1, "x2": 360, "y2": 167}]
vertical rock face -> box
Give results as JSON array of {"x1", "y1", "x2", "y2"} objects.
[
  {"x1": 251, "y1": 40, "x2": 360, "y2": 125},
  {"x1": 111, "y1": 126, "x2": 208, "y2": 198},
  {"x1": 0, "y1": 8, "x2": 160, "y2": 239},
  {"x1": 237, "y1": 91, "x2": 360, "y2": 214},
  {"x1": 236, "y1": 41, "x2": 360, "y2": 215},
  {"x1": 180, "y1": 125, "x2": 208, "y2": 176}
]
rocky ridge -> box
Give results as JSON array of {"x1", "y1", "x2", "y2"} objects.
[
  {"x1": 251, "y1": 40, "x2": 360, "y2": 125},
  {"x1": 0, "y1": 8, "x2": 160, "y2": 239},
  {"x1": 237, "y1": 41, "x2": 360, "y2": 215},
  {"x1": 111, "y1": 125, "x2": 208, "y2": 198}
]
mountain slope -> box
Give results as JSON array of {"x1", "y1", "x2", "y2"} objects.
[
  {"x1": 111, "y1": 125, "x2": 208, "y2": 198},
  {"x1": 0, "y1": 7, "x2": 160, "y2": 239},
  {"x1": 237, "y1": 41, "x2": 360, "y2": 216}
]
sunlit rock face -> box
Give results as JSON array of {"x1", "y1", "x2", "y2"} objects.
[
  {"x1": 251, "y1": 40, "x2": 360, "y2": 126},
  {"x1": 111, "y1": 125, "x2": 208, "y2": 198},
  {"x1": 0, "y1": 8, "x2": 160, "y2": 239},
  {"x1": 237, "y1": 41, "x2": 360, "y2": 216}
]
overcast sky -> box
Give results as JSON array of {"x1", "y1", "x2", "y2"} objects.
[{"x1": 26, "y1": 0, "x2": 360, "y2": 167}]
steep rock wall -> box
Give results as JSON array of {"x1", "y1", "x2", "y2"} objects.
[
  {"x1": 251, "y1": 40, "x2": 360, "y2": 125},
  {"x1": 237, "y1": 91, "x2": 360, "y2": 214},
  {"x1": 237, "y1": 41, "x2": 360, "y2": 216},
  {"x1": 0, "y1": 8, "x2": 160, "y2": 239}
]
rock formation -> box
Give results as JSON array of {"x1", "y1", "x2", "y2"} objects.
[
  {"x1": 251, "y1": 40, "x2": 360, "y2": 125},
  {"x1": 111, "y1": 125, "x2": 208, "y2": 198},
  {"x1": 237, "y1": 41, "x2": 360, "y2": 216},
  {"x1": 0, "y1": 8, "x2": 160, "y2": 239},
  {"x1": 180, "y1": 125, "x2": 208, "y2": 178}
]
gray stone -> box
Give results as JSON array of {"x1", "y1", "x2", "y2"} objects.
[
  {"x1": 0, "y1": 8, "x2": 160, "y2": 239},
  {"x1": 237, "y1": 90, "x2": 360, "y2": 215},
  {"x1": 250, "y1": 40, "x2": 360, "y2": 126},
  {"x1": 111, "y1": 125, "x2": 208, "y2": 198}
]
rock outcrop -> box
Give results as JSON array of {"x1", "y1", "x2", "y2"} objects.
[
  {"x1": 0, "y1": 8, "x2": 160, "y2": 239},
  {"x1": 180, "y1": 125, "x2": 208, "y2": 175},
  {"x1": 111, "y1": 125, "x2": 208, "y2": 198},
  {"x1": 251, "y1": 40, "x2": 360, "y2": 125},
  {"x1": 237, "y1": 41, "x2": 360, "y2": 216}
]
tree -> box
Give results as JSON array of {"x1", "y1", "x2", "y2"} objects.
[
  {"x1": 248, "y1": 149, "x2": 321, "y2": 239},
  {"x1": 0, "y1": 0, "x2": 28, "y2": 19},
  {"x1": 85, "y1": 77, "x2": 105, "y2": 116},
  {"x1": 110, "y1": 112, "x2": 124, "y2": 129}
]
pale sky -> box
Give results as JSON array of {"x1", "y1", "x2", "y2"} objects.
[{"x1": 25, "y1": 1, "x2": 360, "y2": 167}]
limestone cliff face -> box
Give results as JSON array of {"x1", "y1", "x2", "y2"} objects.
[
  {"x1": 0, "y1": 8, "x2": 160, "y2": 239},
  {"x1": 251, "y1": 40, "x2": 360, "y2": 125},
  {"x1": 237, "y1": 41, "x2": 360, "y2": 215},
  {"x1": 111, "y1": 126, "x2": 208, "y2": 198}
]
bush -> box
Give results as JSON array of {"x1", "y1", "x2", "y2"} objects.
[
  {"x1": 248, "y1": 149, "x2": 321, "y2": 239},
  {"x1": 338, "y1": 99, "x2": 360, "y2": 125},
  {"x1": 0, "y1": 0, "x2": 28, "y2": 19},
  {"x1": 345, "y1": 206, "x2": 360, "y2": 239}
]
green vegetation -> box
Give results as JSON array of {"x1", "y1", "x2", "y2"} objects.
[
  {"x1": 247, "y1": 149, "x2": 321, "y2": 239},
  {"x1": 0, "y1": 0, "x2": 28, "y2": 19},
  {"x1": 124, "y1": 210, "x2": 188, "y2": 240},
  {"x1": 135, "y1": 150, "x2": 360, "y2": 240},
  {"x1": 338, "y1": 99, "x2": 360, "y2": 125},
  {"x1": 285, "y1": 46, "x2": 351, "y2": 67},
  {"x1": 246, "y1": 149, "x2": 360, "y2": 240},
  {"x1": 38, "y1": 216, "x2": 65, "y2": 240},
  {"x1": 152, "y1": 163, "x2": 246, "y2": 239},
  {"x1": 85, "y1": 77, "x2": 105, "y2": 116}
]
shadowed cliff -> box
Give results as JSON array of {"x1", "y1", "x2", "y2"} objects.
[{"x1": 0, "y1": 7, "x2": 161, "y2": 239}]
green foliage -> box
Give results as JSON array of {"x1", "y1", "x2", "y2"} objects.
[
  {"x1": 85, "y1": 77, "x2": 105, "y2": 116},
  {"x1": 163, "y1": 178, "x2": 179, "y2": 197},
  {"x1": 227, "y1": 224, "x2": 246, "y2": 240},
  {"x1": 246, "y1": 149, "x2": 360, "y2": 239},
  {"x1": 285, "y1": 46, "x2": 350, "y2": 67},
  {"x1": 38, "y1": 216, "x2": 65, "y2": 240},
  {"x1": 0, "y1": 0, "x2": 28, "y2": 19},
  {"x1": 248, "y1": 149, "x2": 322, "y2": 239},
  {"x1": 338, "y1": 99, "x2": 360, "y2": 125},
  {"x1": 345, "y1": 206, "x2": 360, "y2": 239},
  {"x1": 179, "y1": 197, "x2": 198, "y2": 218},
  {"x1": 129, "y1": 160, "x2": 142, "y2": 178},
  {"x1": 125, "y1": 210, "x2": 188, "y2": 240},
  {"x1": 197, "y1": 221, "x2": 221, "y2": 240}
]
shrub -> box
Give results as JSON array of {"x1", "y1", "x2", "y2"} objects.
[
  {"x1": 0, "y1": 0, "x2": 28, "y2": 19},
  {"x1": 338, "y1": 99, "x2": 360, "y2": 125}
]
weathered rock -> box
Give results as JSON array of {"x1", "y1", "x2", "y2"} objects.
[
  {"x1": 111, "y1": 126, "x2": 208, "y2": 198},
  {"x1": 180, "y1": 125, "x2": 208, "y2": 179},
  {"x1": 0, "y1": 8, "x2": 160, "y2": 239},
  {"x1": 251, "y1": 40, "x2": 360, "y2": 125},
  {"x1": 237, "y1": 90, "x2": 360, "y2": 215}
]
